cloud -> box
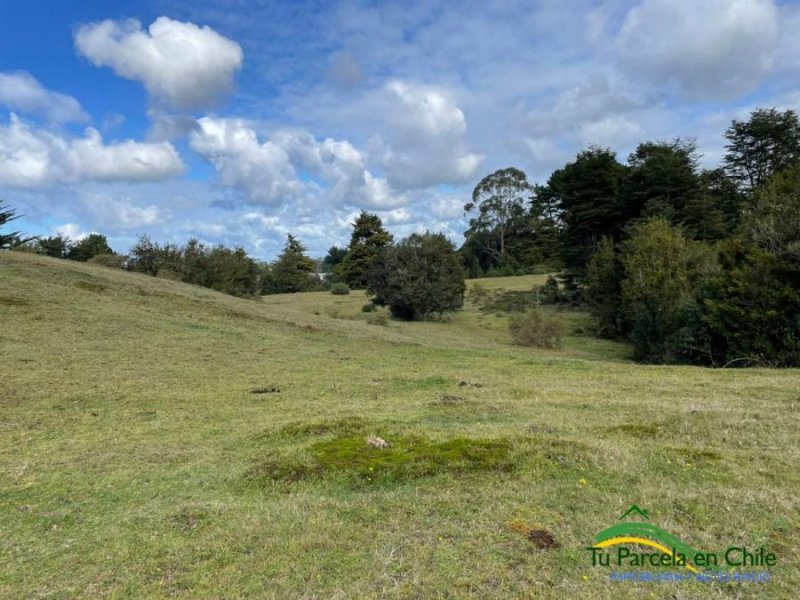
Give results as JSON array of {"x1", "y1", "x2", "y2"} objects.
[
  {"x1": 379, "y1": 80, "x2": 483, "y2": 189},
  {"x1": 74, "y1": 16, "x2": 243, "y2": 110},
  {"x1": 190, "y1": 117, "x2": 403, "y2": 209},
  {"x1": 189, "y1": 117, "x2": 302, "y2": 204},
  {"x1": 616, "y1": 0, "x2": 779, "y2": 99},
  {"x1": 0, "y1": 114, "x2": 185, "y2": 188},
  {"x1": 78, "y1": 193, "x2": 166, "y2": 229},
  {"x1": 55, "y1": 222, "x2": 89, "y2": 241},
  {"x1": 0, "y1": 71, "x2": 88, "y2": 123}
]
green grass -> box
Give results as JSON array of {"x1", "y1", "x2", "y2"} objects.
[{"x1": 2, "y1": 251, "x2": 799, "y2": 598}]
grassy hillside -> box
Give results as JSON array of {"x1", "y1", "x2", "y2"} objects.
[{"x1": 2, "y1": 252, "x2": 799, "y2": 598}]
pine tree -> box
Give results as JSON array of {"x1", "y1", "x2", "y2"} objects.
[
  {"x1": 0, "y1": 202, "x2": 31, "y2": 250},
  {"x1": 341, "y1": 212, "x2": 393, "y2": 288},
  {"x1": 271, "y1": 234, "x2": 317, "y2": 293}
]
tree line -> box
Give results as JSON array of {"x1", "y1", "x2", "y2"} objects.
[
  {"x1": 461, "y1": 107, "x2": 800, "y2": 366},
  {"x1": 4, "y1": 207, "x2": 466, "y2": 322}
]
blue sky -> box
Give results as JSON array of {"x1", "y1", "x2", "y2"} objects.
[{"x1": 2, "y1": 0, "x2": 799, "y2": 259}]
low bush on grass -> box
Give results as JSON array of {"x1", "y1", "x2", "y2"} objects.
[
  {"x1": 330, "y1": 282, "x2": 350, "y2": 295},
  {"x1": 537, "y1": 275, "x2": 562, "y2": 304},
  {"x1": 367, "y1": 313, "x2": 388, "y2": 326},
  {"x1": 509, "y1": 310, "x2": 566, "y2": 348}
]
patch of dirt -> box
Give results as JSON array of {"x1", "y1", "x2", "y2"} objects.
[
  {"x1": 507, "y1": 519, "x2": 560, "y2": 549},
  {"x1": 251, "y1": 386, "x2": 280, "y2": 394},
  {"x1": 171, "y1": 508, "x2": 205, "y2": 532},
  {"x1": 458, "y1": 381, "x2": 484, "y2": 388},
  {"x1": 527, "y1": 529, "x2": 559, "y2": 549},
  {"x1": 438, "y1": 394, "x2": 467, "y2": 405}
]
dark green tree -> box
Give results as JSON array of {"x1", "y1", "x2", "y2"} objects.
[
  {"x1": 619, "y1": 218, "x2": 716, "y2": 363},
  {"x1": 622, "y1": 139, "x2": 701, "y2": 224},
  {"x1": 683, "y1": 169, "x2": 742, "y2": 241},
  {"x1": 322, "y1": 245, "x2": 348, "y2": 274},
  {"x1": 724, "y1": 108, "x2": 800, "y2": 192},
  {"x1": 546, "y1": 148, "x2": 629, "y2": 278},
  {"x1": 127, "y1": 235, "x2": 181, "y2": 276},
  {"x1": 37, "y1": 235, "x2": 72, "y2": 258},
  {"x1": 204, "y1": 245, "x2": 261, "y2": 297},
  {"x1": 341, "y1": 212, "x2": 393, "y2": 288},
  {"x1": 270, "y1": 234, "x2": 317, "y2": 293},
  {"x1": 703, "y1": 166, "x2": 800, "y2": 366},
  {"x1": 463, "y1": 167, "x2": 530, "y2": 269},
  {"x1": 67, "y1": 234, "x2": 113, "y2": 262},
  {"x1": 367, "y1": 232, "x2": 466, "y2": 321},
  {"x1": 584, "y1": 236, "x2": 625, "y2": 338}
]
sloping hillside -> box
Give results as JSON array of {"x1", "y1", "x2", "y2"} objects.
[{"x1": 2, "y1": 252, "x2": 799, "y2": 598}]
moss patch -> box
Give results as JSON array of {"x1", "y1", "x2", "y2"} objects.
[{"x1": 247, "y1": 435, "x2": 517, "y2": 487}]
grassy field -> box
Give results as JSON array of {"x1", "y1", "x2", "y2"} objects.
[{"x1": 2, "y1": 251, "x2": 799, "y2": 598}]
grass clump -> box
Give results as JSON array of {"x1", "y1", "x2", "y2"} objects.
[
  {"x1": 367, "y1": 312, "x2": 388, "y2": 326},
  {"x1": 330, "y1": 282, "x2": 350, "y2": 295},
  {"x1": 248, "y1": 435, "x2": 517, "y2": 487},
  {"x1": 509, "y1": 309, "x2": 566, "y2": 348},
  {"x1": 361, "y1": 302, "x2": 376, "y2": 312}
]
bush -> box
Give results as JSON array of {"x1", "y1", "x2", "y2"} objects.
[
  {"x1": 367, "y1": 313, "x2": 389, "y2": 326},
  {"x1": 330, "y1": 282, "x2": 350, "y2": 295},
  {"x1": 509, "y1": 310, "x2": 566, "y2": 348},
  {"x1": 537, "y1": 274, "x2": 562, "y2": 304},
  {"x1": 361, "y1": 302, "x2": 376, "y2": 312}
]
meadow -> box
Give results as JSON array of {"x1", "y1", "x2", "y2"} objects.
[{"x1": 1, "y1": 251, "x2": 799, "y2": 598}]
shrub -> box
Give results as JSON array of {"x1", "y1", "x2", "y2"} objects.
[
  {"x1": 361, "y1": 302, "x2": 376, "y2": 312},
  {"x1": 479, "y1": 290, "x2": 538, "y2": 313},
  {"x1": 509, "y1": 310, "x2": 566, "y2": 348},
  {"x1": 330, "y1": 282, "x2": 350, "y2": 295},
  {"x1": 367, "y1": 313, "x2": 389, "y2": 326},
  {"x1": 538, "y1": 274, "x2": 562, "y2": 304}
]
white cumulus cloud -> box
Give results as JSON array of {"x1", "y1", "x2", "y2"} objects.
[
  {"x1": 189, "y1": 117, "x2": 302, "y2": 204},
  {"x1": 0, "y1": 71, "x2": 88, "y2": 123},
  {"x1": 379, "y1": 80, "x2": 483, "y2": 190},
  {"x1": 0, "y1": 114, "x2": 185, "y2": 188},
  {"x1": 74, "y1": 16, "x2": 243, "y2": 110},
  {"x1": 190, "y1": 117, "x2": 403, "y2": 209},
  {"x1": 616, "y1": 0, "x2": 779, "y2": 99}
]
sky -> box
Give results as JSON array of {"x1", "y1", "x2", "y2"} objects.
[{"x1": 1, "y1": 0, "x2": 799, "y2": 260}]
